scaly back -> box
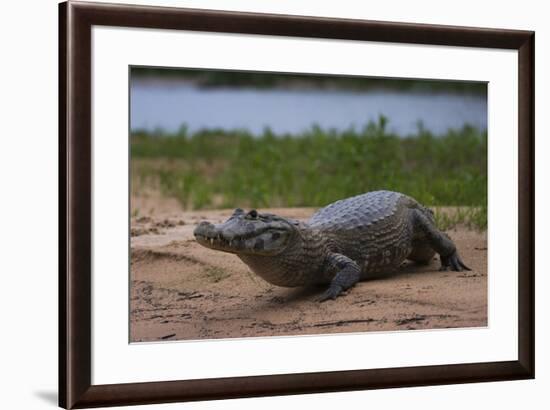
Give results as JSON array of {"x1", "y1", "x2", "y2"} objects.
[{"x1": 308, "y1": 190, "x2": 407, "y2": 232}]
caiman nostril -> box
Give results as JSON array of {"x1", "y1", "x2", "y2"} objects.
[{"x1": 194, "y1": 221, "x2": 214, "y2": 237}]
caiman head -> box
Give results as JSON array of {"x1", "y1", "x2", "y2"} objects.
[{"x1": 194, "y1": 208, "x2": 299, "y2": 256}]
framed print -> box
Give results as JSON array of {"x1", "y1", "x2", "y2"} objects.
[{"x1": 59, "y1": 1, "x2": 534, "y2": 408}]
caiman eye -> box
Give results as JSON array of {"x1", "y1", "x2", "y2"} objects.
[{"x1": 248, "y1": 209, "x2": 258, "y2": 218}]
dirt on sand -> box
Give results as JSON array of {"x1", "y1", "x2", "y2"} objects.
[{"x1": 130, "y1": 197, "x2": 487, "y2": 342}]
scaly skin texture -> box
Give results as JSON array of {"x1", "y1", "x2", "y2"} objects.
[{"x1": 194, "y1": 190, "x2": 470, "y2": 301}]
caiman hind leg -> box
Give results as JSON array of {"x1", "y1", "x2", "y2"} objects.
[
  {"x1": 412, "y1": 209, "x2": 471, "y2": 271},
  {"x1": 316, "y1": 253, "x2": 360, "y2": 302},
  {"x1": 407, "y1": 239, "x2": 435, "y2": 265}
]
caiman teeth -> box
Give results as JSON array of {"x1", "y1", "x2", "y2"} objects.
[{"x1": 196, "y1": 233, "x2": 249, "y2": 247}]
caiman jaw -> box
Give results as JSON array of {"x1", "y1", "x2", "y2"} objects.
[
  {"x1": 193, "y1": 211, "x2": 296, "y2": 256},
  {"x1": 194, "y1": 221, "x2": 230, "y2": 249},
  {"x1": 194, "y1": 221, "x2": 264, "y2": 254},
  {"x1": 194, "y1": 222, "x2": 244, "y2": 252}
]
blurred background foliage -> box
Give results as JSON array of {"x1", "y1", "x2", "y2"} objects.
[{"x1": 131, "y1": 118, "x2": 487, "y2": 229}]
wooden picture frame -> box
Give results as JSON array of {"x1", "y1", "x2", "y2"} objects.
[{"x1": 59, "y1": 1, "x2": 534, "y2": 408}]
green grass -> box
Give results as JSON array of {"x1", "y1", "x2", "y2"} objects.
[
  {"x1": 434, "y1": 207, "x2": 487, "y2": 231},
  {"x1": 131, "y1": 118, "x2": 487, "y2": 230}
]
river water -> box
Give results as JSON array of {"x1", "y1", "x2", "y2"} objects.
[{"x1": 130, "y1": 79, "x2": 487, "y2": 136}]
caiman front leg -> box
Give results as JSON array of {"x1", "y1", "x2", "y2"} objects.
[
  {"x1": 317, "y1": 253, "x2": 361, "y2": 302},
  {"x1": 412, "y1": 209, "x2": 471, "y2": 271}
]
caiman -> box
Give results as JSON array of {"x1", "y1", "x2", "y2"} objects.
[{"x1": 194, "y1": 190, "x2": 470, "y2": 301}]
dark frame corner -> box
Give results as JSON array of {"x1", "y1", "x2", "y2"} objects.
[{"x1": 59, "y1": 1, "x2": 534, "y2": 408}]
